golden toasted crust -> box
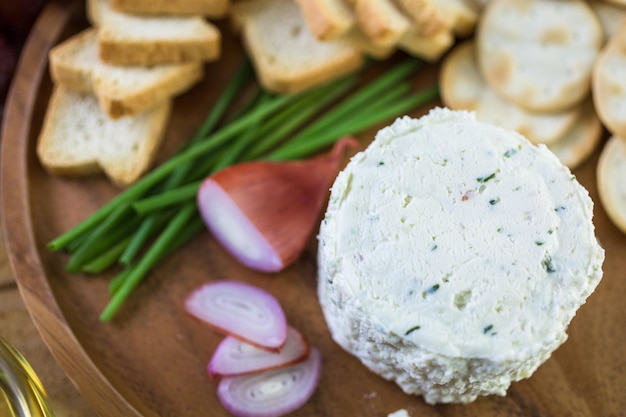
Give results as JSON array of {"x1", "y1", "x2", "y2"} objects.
[
  {"x1": 597, "y1": 135, "x2": 626, "y2": 234},
  {"x1": 89, "y1": 0, "x2": 222, "y2": 66},
  {"x1": 547, "y1": 99, "x2": 603, "y2": 170},
  {"x1": 110, "y1": 0, "x2": 230, "y2": 17},
  {"x1": 393, "y1": 0, "x2": 452, "y2": 36},
  {"x1": 353, "y1": 0, "x2": 410, "y2": 47},
  {"x1": 48, "y1": 28, "x2": 204, "y2": 119},
  {"x1": 37, "y1": 86, "x2": 171, "y2": 187},
  {"x1": 592, "y1": 27, "x2": 626, "y2": 139},
  {"x1": 232, "y1": 0, "x2": 363, "y2": 94},
  {"x1": 295, "y1": 0, "x2": 355, "y2": 40}
]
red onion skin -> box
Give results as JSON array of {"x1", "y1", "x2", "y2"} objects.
[{"x1": 198, "y1": 137, "x2": 359, "y2": 272}]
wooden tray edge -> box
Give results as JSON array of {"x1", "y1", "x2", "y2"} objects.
[{"x1": 1, "y1": 2, "x2": 149, "y2": 416}]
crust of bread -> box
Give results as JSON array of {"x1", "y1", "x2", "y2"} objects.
[
  {"x1": 37, "y1": 86, "x2": 171, "y2": 187},
  {"x1": 353, "y1": 0, "x2": 410, "y2": 47},
  {"x1": 398, "y1": 26, "x2": 453, "y2": 61},
  {"x1": 232, "y1": 0, "x2": 363, "y2": 94},
  {"x1": 89, "y1": 0, "x2": 221, "y2": 65},
  {"x1": 392, "y1": 0, "x2": 452, "y2": 36},
  {"x1": 109, "y1": 0, "x2": 230, "y2": 18},
  {"x1": 49, "y1": 28, "x2": 203, "y2": 119},
  {"x1": 295, "y1": 0, "x2": 355, "y2": 40}
]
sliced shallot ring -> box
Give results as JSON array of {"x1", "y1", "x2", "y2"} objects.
[
  {"x1": 185, "y1": 281, "x2": 287, "y2": 351},
  {"x1": 209, "y1": 326, "x2": 310, "y2": 378},
  {"x1": 217, "y1": 347, "x2": 322, "y2": 417}
]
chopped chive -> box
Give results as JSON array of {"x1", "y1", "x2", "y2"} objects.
[
  {"x1": 477, "y1": 172, "x2": 497, "y2": 183},
  {"x1": 405, "y1": 325, "x2": 421, "y2": 336}
]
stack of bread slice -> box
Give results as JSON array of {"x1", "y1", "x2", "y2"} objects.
[
  {"x1": 293, "y1": 0, "x2": 480, "y2": 64},
  {"x1": 37, "y1": 0, "x2": 226, "y2": 187},
  {"x1": 228, "y1": 0, "x2": 481, "y2": 94}
]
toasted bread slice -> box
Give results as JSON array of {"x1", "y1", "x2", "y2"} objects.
[
  {"x1": 37, "y1": 86, "x2": 171, "y2": 187},
  {"x1": 49, "y1": 28, "x2": 203, "y2": 118},
  {"x1": 109, "y1": 0, "x2": 230, "y2": 18},
  {"x1": 353, "y1": 0, "x2": 410, "y2": 47},
  {"x1": 398, "y1": 25, "x2": 454, "y2": 61},
  {"x1": 88, "y1": 0, "x2": 221, "y2": 65},
  {"x1": 295, "y1": 0, "x2": 356, "y2": 40},
  {"x1": 231, "y1": 0, "x2": 364, "y2": 94}
]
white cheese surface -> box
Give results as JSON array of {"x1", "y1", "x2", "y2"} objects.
[{"x1": 318, "y1": 108, "x2": 604, "y2": 403}]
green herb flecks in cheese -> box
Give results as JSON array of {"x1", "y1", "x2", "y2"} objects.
[{"x1": 318, "y1": 109, "x2": 604, "y2": 404}]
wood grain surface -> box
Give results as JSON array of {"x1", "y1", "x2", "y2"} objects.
[{"x1": 2, "y1": 1, "x2": 626, "y2": 417}]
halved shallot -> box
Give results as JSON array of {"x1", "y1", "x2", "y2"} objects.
[
  {"x1": 217, "y1": 347, "x2": 322, "y2": 417},
  {"x1": 209, "y1": 326, "x2": 310, "y2": 378},
  {"x1": 184, "y1": 280, "x2": 287, "y2": 351},
  {"x1": 196, "y1": 137, "x2": 358, "y2": 273}
]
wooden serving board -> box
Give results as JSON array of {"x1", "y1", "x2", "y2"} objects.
[{"x1": 2, "y1": 1, "x2": 625, "y2": 416}]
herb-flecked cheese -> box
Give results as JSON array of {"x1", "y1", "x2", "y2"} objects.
[{"x1": 317, "y1": 108, "x2": 604, "y2": 404}]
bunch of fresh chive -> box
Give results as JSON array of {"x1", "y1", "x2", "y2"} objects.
[{"x1": 47, "y1": 57, "x2": 439, "y2": 322}]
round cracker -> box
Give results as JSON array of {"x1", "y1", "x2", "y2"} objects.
[
  {"x1": 592, "y1": 28, "x2": 626, "y2": 139},
  {"x1": 590, "y1": 0, "x2": 626, "y2": 41},
  {"x1": 597, "y1": 135, "x2": 626, "y2": 234},
  {"x1": 441, "y1": 41, "x2": 581, "y2": 145},
  {"x1": 476, "y1": 0, "x2": 603, "y2": 112},
  {"x1": 547, "y1": 99, "x2": 603, "y2": 170}
]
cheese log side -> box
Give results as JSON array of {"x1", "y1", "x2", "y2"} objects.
[{"x1": 318, "y1": 108, "x2": 604, "y2": 404}]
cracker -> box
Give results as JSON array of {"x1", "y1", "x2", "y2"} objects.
[
  {"x1": 590, "y1": 0, "x2": 626, "y2": 41},
  {"x1": 440, "y1": 41, "x2": 581, "y2": 145},
  {"x1": 592, "y1": 27, "x2": 626, "y2": 139},
  {"x1": 547, "y1": 99, "x2": 603, "y2": 170},
  {"x1": 476, "y1": 0, "x2": 603, "y2": 112},
  {"x1": 597, "y1": 135, "x2": 626, "y2": 234}
]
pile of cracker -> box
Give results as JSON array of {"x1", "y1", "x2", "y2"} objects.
[
  {"x1": 37, "y1": 0, "x2": 225, "y2": 187},
  {"x1": 439, "y1": 0, "x2": 626, "y2": 234}
]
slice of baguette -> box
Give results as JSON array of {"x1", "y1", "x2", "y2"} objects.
[
  {"x1": 392, "y1": 0, "x2": 452, "y2": 36},
  {"x1": 88, "y1": 0, "x2": 221, "y2": 65},
  {"x1": 295, "y1": 0, "x2": 356, "y2": 40},
  {"x1": 49, "y1": 28, "x2": 203, "y2": 119},
  {"x1": 353, "y1": 0, "x2": 411, "y2": 47},
  {"x1": 398, "y1": 26, "x2": 454, "y2": 62},
  {"x1": 109, "y1": 0, "x2": 230, "y2": 18},
  {"x1": 231, "y1": 0, "x2": 364, "y2": 94},
  {"x1": 37, "y1": 86, "x2": 171, "y2": 187}
]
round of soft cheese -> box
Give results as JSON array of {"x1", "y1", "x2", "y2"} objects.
[{"x1": 317, "y1": 108, "x2": 604, "y2": 404}]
